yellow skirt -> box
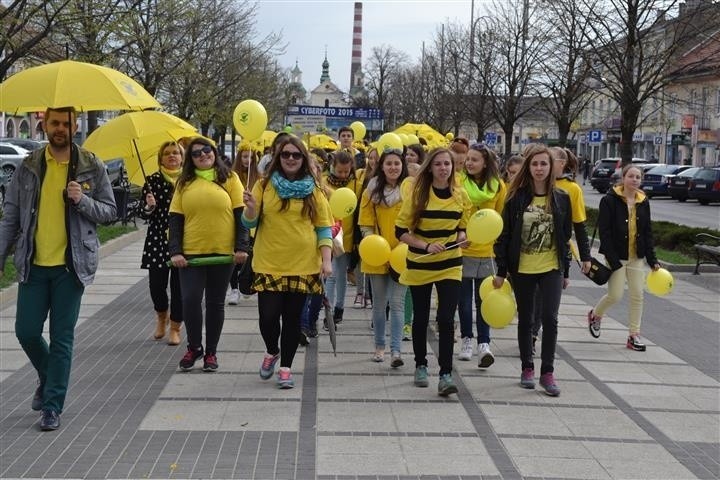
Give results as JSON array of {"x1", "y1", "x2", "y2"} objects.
[{"x1": 253, "y1": 273, "x2": 323, "y2": 294}]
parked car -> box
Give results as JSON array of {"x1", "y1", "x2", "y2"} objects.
[
  {"x1": 687, "y1": 167, "x2": 720, "y2": 205},
  {"x1": 668, "y1": 167, "x2": 701, "y2": 202},
  {"x1": 590, "y1": 157, "x2": 648, "y2": 193},
  {"x1": 0, "y1": 142, "x2": 29, "y2": 181},
  {"x1": 641, "y1": 164, "x2": 693, "y2": 198},
  {"x1": 0, "y1": 137, "x2": 45, "y2": 152}
]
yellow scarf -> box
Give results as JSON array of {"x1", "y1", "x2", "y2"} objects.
[{"x1": 160, "y1": 166, "x2": 181, "y2": 186}]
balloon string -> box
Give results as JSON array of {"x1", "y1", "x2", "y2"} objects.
[{"x1": 414, "y1": 240, "x2": 468, "y2": 259}]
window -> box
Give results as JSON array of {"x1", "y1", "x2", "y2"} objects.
[{"x1": 716, "y1": 88, "x2": 720, "y2": 115}]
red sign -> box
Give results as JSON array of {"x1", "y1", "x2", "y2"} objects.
[{"x1": 680, "y1": 115, "x2": 695, "y2": 133}]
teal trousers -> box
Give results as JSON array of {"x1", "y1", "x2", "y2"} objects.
[{"x1": 15, "y1": 265, "x2": 84, "y2": 414}]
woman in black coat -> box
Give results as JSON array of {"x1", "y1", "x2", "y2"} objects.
[{"x1": 139, "y1": 141, "x2": 184, "y2": 345}]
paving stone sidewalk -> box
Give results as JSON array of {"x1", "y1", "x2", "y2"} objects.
[{"x1": 0, "y1": 230, "x2": 718, "y2": 480}]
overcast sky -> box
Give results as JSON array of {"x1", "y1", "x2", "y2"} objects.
[{"x1": 255, "y1": 0, "x2": 479, "y2": 93}]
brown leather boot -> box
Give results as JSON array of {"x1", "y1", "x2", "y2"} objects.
[
  {"x1": 153, "y1": 311, "x2": 169, "y2": 340},
  {"x1": 168, "y1": 320, "x2": 182, "y2": 346}
]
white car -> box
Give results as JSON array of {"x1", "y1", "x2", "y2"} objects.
[{"x1": 0, "y1": 142, "x2": 29, "y2": 180}]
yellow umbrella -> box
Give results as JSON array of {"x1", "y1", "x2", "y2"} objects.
[
  {"x1": 393, "y1": 123, "x2": 448, "y2": 149},
  {"x1": 0, "y1": 60, "x2": 160, "y2": 113},
  {"x1": 250, "y1": 130, "x2": 277, "y2": 153},
  {"x1": 83, "y1": 111, "x2": 196, "y2": 185},
  {"x1": 307, "y1": 133, "x2": 338, "y2": 150}
]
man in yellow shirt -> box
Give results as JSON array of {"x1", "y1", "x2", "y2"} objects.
[{"x1": 0, "y1": 107, "x2": 117, "y2": 430}]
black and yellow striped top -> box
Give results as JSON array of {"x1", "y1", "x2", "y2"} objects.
[{"x1": 395, "y1": 185, "x2": 471, "y2": 285}]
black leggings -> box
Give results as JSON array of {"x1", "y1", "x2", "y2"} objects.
[
  {"x1": 179, "y1": 263, "x2": 233, "y2": 354},
  {"x1": 258, "y1": 291, "x2": 306, "y2": 369},
  {"x1": 410, "y1": 280, "x2": 461, "y2": 376},
  {"x1": 148, "y1": 266, "x2": 182, "y2": 322},
  {"x1": 512, "y1": 270, "x2": 563, "y2": 374}
]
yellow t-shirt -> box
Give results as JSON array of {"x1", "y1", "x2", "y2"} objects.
[
  {"x1": 169, "y1": 173, "x2": 245, "y2": 255},
  {"x1": 518, "y1": 195, "x2": 558, "y2": 274},
  {"x1": 555, "y1": 178, "x2": 587, "y2": 223},
  {"x1": 34, "y1": 147, "x2": 68, "y2": 266},
  {"x1": 461, "y1": 179, "x2": 507, "y2": 258},
  {"x1": 358, "y1": 187, "x2": 402, "y2": 274},
  {"x1": 251, "y1": 181, "x2": 333, "y2": 275},
  {"x1": 321, "y1": 173, "x2": 363, "y2": 252},
  {"x1": 396, "y1": 187, "x2": 471, "y2": 285}
]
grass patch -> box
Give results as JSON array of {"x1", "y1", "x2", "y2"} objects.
[
  {"x1": 0, "y1": 224, "x2": 137, "y2": 290},
  {"x1": 655, "y1": 247, "x2": 695, "y2": 265}
]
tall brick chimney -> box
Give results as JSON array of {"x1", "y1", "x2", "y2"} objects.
[{"x1": 349, "y1": 2, "x2": 363, "y2": 97}]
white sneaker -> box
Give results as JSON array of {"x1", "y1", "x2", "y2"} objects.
[
  {"x1": 227, "y1": 289, "x2": 240, "y2": 305},
  {"x1": 458, "y1": 337, "x2": 473, "y2": 361},
  {"x1": 478, "y1": 342, "x2": 495, "y2": 368}
]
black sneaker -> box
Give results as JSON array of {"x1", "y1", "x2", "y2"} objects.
[
  {"x1": 307, "y1": 326, "x2": 318, "y2": 338},
  {"x1": 532, "y1": 336, "x2": 537, "y2": 356},
  {"x1": 626, "y1": 335, "x2": 646, "y2": 352},
  {"x1": 32, "y1": 381, "x2": 44, "y2": 411},
  {"x1": 39, "y1": 409, "x2": 60, "y2": 431},
  {"x1": 179, "y1": 346, "x2": 204, "y2": 371},
  {"x1": 299, "y1": 330, "x2": 309, "y2": 346},
  {"x1": 202, "y1": 353, "x2": 218, "y2": 372},
  {"x1": 333, "y1": 307, "x2": 344, "y2": 324}
]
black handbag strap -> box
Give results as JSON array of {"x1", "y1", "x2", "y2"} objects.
[{"x1": 589, "y1": 224, "x2": 598, "y2": 246}]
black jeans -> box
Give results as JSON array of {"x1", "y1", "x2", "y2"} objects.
[
  {"x1": 258, "y1": 291, "x2": 306, "y2": 369},
  {"x1": 178, "y1": 263, "x2": 233, "y2": 354},
  {"x1": 148, "y1": 266, "x2": 183, "y2": 322},
  {"x1": 512, "y1": 269, "x2": 563, "y2": 374},
  {"x1": 410, "y1": 280, "x2": 461, "y2": 376}
]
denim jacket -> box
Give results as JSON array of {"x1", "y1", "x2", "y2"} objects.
[{"x1": 0, "y1": 145, "x2": 117, "y2": 286}]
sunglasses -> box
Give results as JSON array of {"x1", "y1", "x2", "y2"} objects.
[
  {"x1": 280, "y1": 151, "x2": 304, "y2": 160},
  {"x1": 383, "y1": 148, "x2": 403, "y2": 156},
  {"x1": 190, "y1": 145, "x2": 213, "y2": 158},
  {"x1": 470, "y1": 142, "x2": 488, "y2": 151}
]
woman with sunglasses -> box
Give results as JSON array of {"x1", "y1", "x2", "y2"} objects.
[
  {"x1": 396, "y1": 148, "x2": 471, "y2": 396},
  {"x1": 457, "y1": 144, "x2": 507, "y2": 367},
  {"x1": 139, "y1": 141, "x2": 185, "y2": 345},
  {"x1": 493, "y1": 144, "x2": 572, "y2": 397},
  {"x1": 168, "y1": 137, "x2": 250, "y2": 373},
  {"x1": 242, "y1": 136, "x2": 333, "y2": 389},
  {"x1": 359, "y1": 149, "x2": 408, "y2": 366}
]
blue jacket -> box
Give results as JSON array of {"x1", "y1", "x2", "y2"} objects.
[{"x1": 0, "y1": 145, "x2": 117, "y2": 286}]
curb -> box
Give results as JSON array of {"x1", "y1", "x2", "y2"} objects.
[{"x1": 0, "y1": 227, "x2": 146, "y2": 311}]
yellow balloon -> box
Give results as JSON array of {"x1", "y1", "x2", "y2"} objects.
[
  {"x1": 389, "y1": 243, "x2": 409, "y2": 274},
  {"x1": 445, "y1": 132, "x2": 454, "y2": 140},
  {"x1": 329, "y1": 187, "x2": 357, "y2": 219},
  {"x1": 467, "y1": 209, "x2": 503, "y2": 245},
  {"x1": 233, "y1": 100, "x2": 267, "y2": 141},
  {"x1": 350, "y1": 121, "x2": 366, "y2": 140},
  {"x1": 479, "y1": 275, "x2": 512, "y2": 301},
  {"x1": 480, "y1": 290, "x2": 516, "y2": 329},
  {"x1": 646, "y1": 268, "x2": 673, "y2": 296},
  {"x1": 376, "y1": 132, "x2": 403, "y2": 152},
  {"x1": 407, "y1": 134, "x2": 420, "y2": 145},
  {"x1": 359, "y1": 235, "x2": 391, "y2": 267}
]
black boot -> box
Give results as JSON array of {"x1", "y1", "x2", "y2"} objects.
[{"x1": 333, "y1": 307, "x2": 344, "y2": 324}]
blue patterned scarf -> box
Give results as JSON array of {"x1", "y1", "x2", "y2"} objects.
[{"x1": 271, "y1": 171, "x2": 315, "y2": 199}]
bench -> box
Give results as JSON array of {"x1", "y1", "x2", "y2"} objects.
[{"x1": 693, "y1": 233, "x2": 720, "y2": 275}]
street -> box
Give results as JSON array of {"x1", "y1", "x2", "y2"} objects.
[{"x1": 580, "y1": 181, "x2": 720, "y2": 230}]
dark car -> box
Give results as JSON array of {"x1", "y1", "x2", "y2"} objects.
[
  {"x1": 667, "y1": 167, "x2": 701, "y2": 201},
  {"x1": 687, "y1": 167, "x2": 720, "y2": 205},
  {"x1": 590, "y1": 157, "x2": 648, "y2": 193},
  {"x1": 641, "y1": 164, "x2": 693, "y2": 198}
]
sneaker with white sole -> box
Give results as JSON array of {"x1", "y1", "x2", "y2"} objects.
[
  {"x1": 458, "y1": 337, "x2": 473, "y2": 361},
  {"x1": 477, "y1": 343, "x2": 495, "y2": 368},
  {"x1": 587, "y1": 309, "x2": 601, "y2": 338},
  {"x1": 626, "y1": 334, "x2": 647, "y2": 352},
  {"x1": 227, "y1": 289, "x2": 240, "y2": 305},
  {"x1": 259, "y1": 353, "x2": 280, "y2": 380},
  {"x1": 277, "y1": 368, "x2": 295, "y2": 389}
]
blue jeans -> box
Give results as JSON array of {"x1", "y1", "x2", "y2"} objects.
[
  {"x1": 300, "y1": 294, "x2": 323, "y2": 330},
  {"x1": 325, "y1": 252, "x2": 350, "y2": 309},
  {"x1": 458, "y1": 277, "x2": 491, "y2": 343},
  {"x1": 369, "y1": 274, "x2": 406, "y2": 353}
]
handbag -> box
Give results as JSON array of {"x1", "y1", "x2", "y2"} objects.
[
  {"x1": 583, "y1": 225, "x2": 612, "y2": 285},
  {"x1": 237, "y1": 236, "x2": 255, "y2": 295},
  {"x1": 332, "y1": 227, "x2": 345, "y2": 257}
]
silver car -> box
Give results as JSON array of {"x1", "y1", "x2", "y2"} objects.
[{"x1": 0, "y1": 142, "x2": 29, "y2": 180}]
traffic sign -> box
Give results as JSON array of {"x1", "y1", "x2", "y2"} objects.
[
  {"x1": 588, "y1": 130, "x2": 602, "y2": 143},
  {"x1": 484, "y1": 132, "x2": 498, "y2": 145},
  {"x1": 654, "y1": 136, "x2": 663, "y2": 145}
]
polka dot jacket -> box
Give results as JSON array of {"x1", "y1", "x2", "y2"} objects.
[{"x1": 139, "y1": 172, "x2": 175, "y2": 270}]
